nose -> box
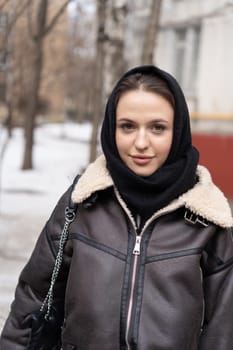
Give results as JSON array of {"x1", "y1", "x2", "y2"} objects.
[{"x1": 134, "y1": 129, "x2": 149, "y2": 150}]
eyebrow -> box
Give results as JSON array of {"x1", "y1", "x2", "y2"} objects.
[{"x1": 116, "y1": 117, "x2": 169, "y2": 123}]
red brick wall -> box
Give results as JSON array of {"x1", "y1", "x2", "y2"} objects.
[{"x1": 192, "y1": 134, "x2": 233, "y2": 200}]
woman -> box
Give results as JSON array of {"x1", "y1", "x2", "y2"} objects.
[{"x1": 1, "y1": 65, "x2": 233, "y2": 349}]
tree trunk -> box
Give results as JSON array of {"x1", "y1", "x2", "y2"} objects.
[
  {"x1": 22, "y1": 39, "x2": 43, "y2": 169},
  {"x1": 89, "y1": 0, "x2": 127, "y2": 163},
  {"x1": 103, "y1": 0, "x2": 127, "y2": 99},
  {"x1": 22, "y1": 0, "x2": 70, "y2": 170},
  {"x1": 22, "y1": 0, "x2": 48, "y2": 170},
  {"x1": 89, "y1": 0, "x2": 107, "y2": 163},
  {"x1": 4, "y1": 0, "x2": 18, "y2": 138},
  {"x1": 141, "y1": 0, "x2": 162, "y2": 65},
  {"x1": 5, "y1": 101, "x2": 13, "y2": 138}
]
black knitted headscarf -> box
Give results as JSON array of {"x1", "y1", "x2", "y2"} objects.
[{"x1": 101, "y1": 65, "x2": 199, "y2": 219}]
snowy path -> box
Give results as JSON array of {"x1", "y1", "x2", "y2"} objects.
[{"x1": 0, "y1": 123, "x2": 90, "y2": 330}]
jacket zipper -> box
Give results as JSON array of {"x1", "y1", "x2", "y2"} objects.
[
  {"x1": 199, "y1": 267, "x2": 205, "y2": 334},
  {"x1": 125, "y1": 235, "x2": 142, "y2": 349},
  {"x1": 113, "y1": 187, "x2": 185, "y2": 349},
  {"x1": 124, "y1": 208, "x2": 181, "y2": 349},
  {"x1": 125, "y1": 214, "x2": 142, "y2": 350}
]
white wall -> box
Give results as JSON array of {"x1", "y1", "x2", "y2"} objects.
[
  {"x1": 197, "y1": 11, "x2": 233, "y2": 114},
  {"x1": 156, "y1": 0, "x2": 233, "y2": 115}
]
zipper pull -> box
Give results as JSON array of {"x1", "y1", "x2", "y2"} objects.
[{"x1": 133, "y1": 236, "x2": 141, "y2": 255}]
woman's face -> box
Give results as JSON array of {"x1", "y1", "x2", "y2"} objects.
[{"x1": 116, "y1": 89, "x2": 174, "y2": 176}]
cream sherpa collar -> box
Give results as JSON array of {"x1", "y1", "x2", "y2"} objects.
[{"x1": 72, "y1": 155, "x2": 233, "y2": 228}]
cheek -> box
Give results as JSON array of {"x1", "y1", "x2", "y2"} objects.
[
  {"x1": 166, "y1": 135, "x2": 173, "y2": 151},
  {"x1": 115, "y1": 131, "x2": 121, "y2": 151},
  {"x1": 116, "y1": 132, "x2": 129, "y2": 152},
  {"x1": 115, "y1": 131, "x2": 125, "y2": 155},
  {"x1": 164, "y1": 134, "x2": 173, "y2": 157},
  {"x1": 156, "y1": 134, "x2": 173, "y2": 157}
]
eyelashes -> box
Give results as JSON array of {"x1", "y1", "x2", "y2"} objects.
[
  {"x1": 117, "y1": 122, "x2": 167, "y2": 134},
  {"x1": 118, "y1": 122, "x2": 135, "y2": 132},
  {"x1": 151, "y1": 124, "x2": 167, "y2": 132}
]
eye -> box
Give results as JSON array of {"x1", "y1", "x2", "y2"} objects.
[
  {"x1": 150, "y1": 123, "x2": 166, "y2": 133},
  {"x1": 118, "y1": 122, "x2": 135, "y2": 132}
]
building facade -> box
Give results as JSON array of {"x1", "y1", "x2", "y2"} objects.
[
  {"x1": 157, "y1": 0, "x2": 233, "y2": 120},
  {"x1": 127, "y1": 0, "x2": 233, "y2": 120},
  {"x1": 126, "y1": 0, "x2": 233, "y2": 200}
]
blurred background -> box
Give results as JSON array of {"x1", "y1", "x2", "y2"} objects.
[{"x1": 0, "y1": 0, "x2": 233, "y2": 328}]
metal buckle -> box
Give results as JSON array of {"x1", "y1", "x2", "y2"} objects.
[{"x1": 184, "y1": 210, "x2": 209, "y2": 227}]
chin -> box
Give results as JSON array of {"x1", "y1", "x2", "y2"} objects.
[{"x1": 130, "y1": 167, "x2": 158, "y2": 177}]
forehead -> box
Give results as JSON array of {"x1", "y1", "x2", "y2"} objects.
[{"x1": 116, "y1": 89, "x2": 174, "y2": 120}]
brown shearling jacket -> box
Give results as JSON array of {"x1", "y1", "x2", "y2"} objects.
[{"x1": 1, "y1": 155, "x2": 233, "y2": 350}]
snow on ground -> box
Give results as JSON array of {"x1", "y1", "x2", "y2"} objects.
[{"x1": 0, "y1": 122, "x2": 91, "y2": 330}]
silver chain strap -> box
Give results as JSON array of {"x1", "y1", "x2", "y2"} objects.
[{"x1": 40, "y1": 206, "x2": 77, "y2": 320}]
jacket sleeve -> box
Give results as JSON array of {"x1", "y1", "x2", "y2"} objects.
[
  {"x1": 199, "y1": 226, "x2": 233, "y2": 349},
  {"x1": 0, "y1": 186, "x2": 73, "y2": 350}
]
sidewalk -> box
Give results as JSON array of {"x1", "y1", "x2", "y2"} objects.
[
  {"x1": 0, "y1": 212, "x2": 46, "y2": 329},
  {"x1": 0, "y1": 123, "x2": 90, "y2": 331}
]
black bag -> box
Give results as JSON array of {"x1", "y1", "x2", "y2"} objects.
[
  {"x1": 26, "y1": 178, "x2": 79, "y2": 350},
  {"x1": 27, "y1": 301, "x2": 64, "y2": 350}
]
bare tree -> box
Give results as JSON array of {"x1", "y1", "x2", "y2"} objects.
[
  {"x1": 65, "y1": 1, "x2": 96, "y2": 124},
  {"x1": 22, "y1": 0, "x2": 72, "y2": 170},
  {"x1": 2, "y1": 1, "x2": 28, "y2": 39},
  {"x1": 89, "y1": 0, "x2": 107, "y2": 163},
  {"x1": 0, "y1": 0, "x2": 28, "y2": 136},
  {"x1": 141, "y1": 0, "x2": 162, "y2": 65},
  {"x1": 103, "y1": 0, "x2": 127, "y2": 99},
  {"x1": 89, "y1": 0, "x2": 127, "y2": 163},
  {"x1": 0, "y1": 0, "x2": 29, "y2": 210}
]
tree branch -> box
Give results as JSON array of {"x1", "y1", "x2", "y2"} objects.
[
  {"x1": 36, "y1": 0, "x2": 48, "y2": 39},
  {"x1": 6, "y1": 0, "x2": 28, "y2": 37},
  {"x1": 1, "y1": 0, "x2": 28, "y2": 54},
  {"x1": 27, "y1": 0, "x2": 37, "y2": 41},
  {"x1": 42, "y1": 0, "x2": 72, "y2": 37},
  {"x1": 142, "y1": 0, "x2": 162, "y2": 65}
]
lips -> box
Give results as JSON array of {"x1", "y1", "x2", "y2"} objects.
[{"x1": 130, "y1": 155, "x2": 154, "y2": 165}]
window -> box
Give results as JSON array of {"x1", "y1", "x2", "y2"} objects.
[
  {"x1": 174, "y1": 25, "x2": 201, "y2": 94},
  {"x1": 174, "y1": 28, "x2": 186, "y2": 84}
]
